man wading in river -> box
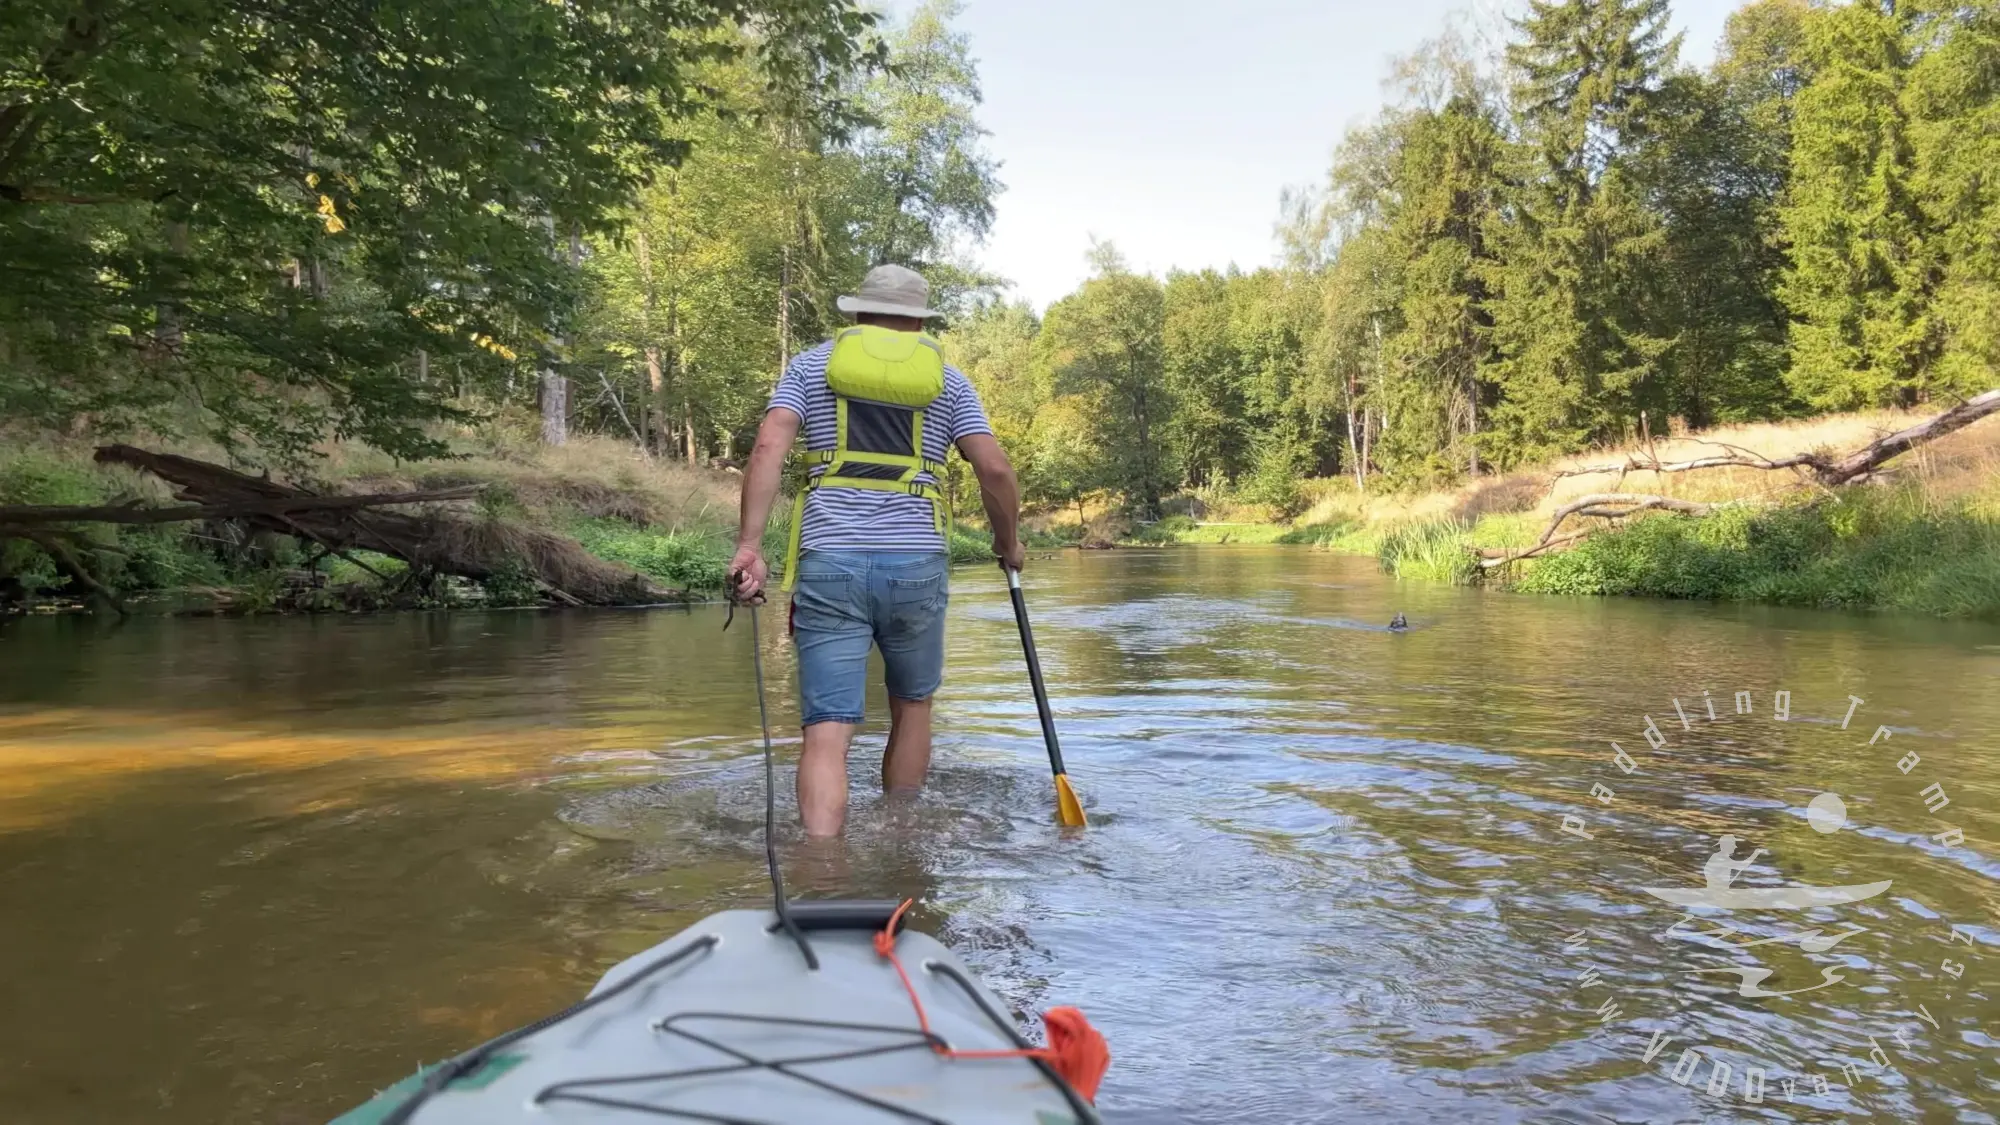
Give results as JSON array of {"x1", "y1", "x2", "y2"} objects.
[{"x1": 730, "y1": 264, "x2": 1025, "y2": 838}]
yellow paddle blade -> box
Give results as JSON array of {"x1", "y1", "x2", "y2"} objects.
[{"x1": 1054, "y1": 773, "x2": 1087, "y2": 828}]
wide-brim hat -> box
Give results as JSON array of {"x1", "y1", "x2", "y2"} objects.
[{"x1": 836, "y1": 263, "x2": 939, "y2": 319}]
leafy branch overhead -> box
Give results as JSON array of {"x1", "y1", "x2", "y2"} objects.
[{"x1": 0, "y1": 0, "x2": 889, "y2": 463}]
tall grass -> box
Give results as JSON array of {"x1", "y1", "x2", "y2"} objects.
[
  {"x1": 1376, "y1": 517, "x2": 1477, "y2": 584},
  {"x1": 1121, "y1": 515, "x2": 1295, "y2": 545}
]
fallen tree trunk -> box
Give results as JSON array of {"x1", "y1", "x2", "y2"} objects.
[
  {"x1": 1813, "y1": 388, "x2": 2000, "y2": 484},
  {"x1": 1552, "y1": 388, "x2": 2000, "y2": 486},
  {"x1": 0, "y1": 445, "x2": 679, "y2": 607},
  {"x1": 1480, "y1": 390, "x2": 2000, "y2": 574},
  {"x1": 0, "y1": 487, "x2": 484, "y2": 526}
]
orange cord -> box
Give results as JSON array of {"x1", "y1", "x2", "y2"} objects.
[{"x1": 874, "y1": 898, "x2": 1110, "y2": 1102}]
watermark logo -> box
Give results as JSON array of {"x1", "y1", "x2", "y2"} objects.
[{"x1": 1557, "y1": 689, "x2": 1988, "y2": 1110}]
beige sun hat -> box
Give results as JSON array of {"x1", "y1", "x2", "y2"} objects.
[{"x1": 835, "y1": 264, "x2": 939, "y2": 319}]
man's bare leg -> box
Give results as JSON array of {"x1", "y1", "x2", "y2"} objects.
[
  {"x1": 798, "y1": 720, "x2": 856, "y2": 837},
  {"x1": 883, "y1": 696, "x2": 933, "y2": 793}
]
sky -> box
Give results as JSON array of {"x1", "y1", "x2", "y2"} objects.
[{"x1": 892, "y1": 0, "x2": 1753, "y2": 311}]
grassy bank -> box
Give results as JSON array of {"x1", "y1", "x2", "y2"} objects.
[
  {"x1": 1114, "y1": 407, "x2": 2000, "y2": 619},
  {"x1": 0, "y1": 430, "x2": 1013, "y2": 614}
]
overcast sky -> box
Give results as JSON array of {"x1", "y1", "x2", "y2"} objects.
[{"x1": 889, "y1": 0, "x2": 1752, "y2": 311}]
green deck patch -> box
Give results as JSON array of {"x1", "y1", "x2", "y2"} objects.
[{"x1": 326, "y1": 1053, "x2": 528, "y2": 1124}]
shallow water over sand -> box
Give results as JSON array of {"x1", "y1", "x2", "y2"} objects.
[{"x1": 2, "y1": 547, "x2": 1995, "y2": 1123}]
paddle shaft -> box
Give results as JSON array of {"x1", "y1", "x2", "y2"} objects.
[{"x1": 1006, "y1": 569, "x2": 1068, "y2": 778}]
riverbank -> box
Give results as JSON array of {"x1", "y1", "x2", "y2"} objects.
[
  {"x1": 1119, "y1": 407, "x2": 2000, "y2": 620},
  {"x1": 0, "y1": 431, "x2": 1016, "y2": 615},
  {"x1": 9, "y1": 405, "x2": 1996, "y2": 619}
]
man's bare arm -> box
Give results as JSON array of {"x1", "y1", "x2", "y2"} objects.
[
  {"x1": 957, "y1": 433, "x2": 1024, "y2": 571},
  {"x1": 730, "y1": 407, "x2": 801, "y2": 598}
]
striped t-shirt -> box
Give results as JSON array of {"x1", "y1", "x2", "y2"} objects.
[{"x1": 768, "y1": 339, "x2": 994, "y2": 554}]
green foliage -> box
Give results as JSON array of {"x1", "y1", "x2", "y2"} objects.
[
  {"x1": 324, "y1": 551, "x2": 407, "y2": 587},
  {"x1": 0, "y1": 448, "x2": 105, "y2": 507},
  {"x1": 1516, "y1": 492, "x2": 2000, "y2": 618},
  {"x1": 1162, "y1": 270, "x2": 1252, "y2": 487},
  {"x1": 945, "y1": 522, "x2": 995, "y2": 564},
  {"x1": 1484, "y1": 0, "x2": 1681, "y2": 461},
  {"x1": 1640, "y1": 13, "x2": 1802, "y2": 427},
  {"x1": 570, "y1": 519, "x2": 731, "y2": 591},
  {"x1": 0, "y1": 0, "x2": 887, "y2": 466},
  {"x1": 1021, "y1": 525, "x2": 1083, "y2": 548},
  {"x1": 8, "y1": 0, "x2": 2000, "y2": 607},
  {"x1": 1121, "y1": 518, "x2": 1295, "y2": 546},
  {"x1": 940, "y1": 298, "x2": 1042, "y2": 513},
  {"x1": 1778, "y1": 0, "x2": 1928, "y2": 410},
  {"x1": 1275, "y1": 520, "x2": 1371, "y2": 549},
  {"x1": 478, "y1": 558, "x2": 544, "y2": 609},
  {"x1": 1908, "y1": 0, "x2": 2000, "y2": 397},
  {"x1": 1777, "y1": 0, "x2": 2000, "y2": 410},
  {"x1": 564, "y1": 0, "x2": 1002, "y2": 463},
  {"x1": 1124, "y1": 515, "x2": 1198, "y2": 545},
  {"x1": 850, "y1": 0, "x2": 1002, "y2": 301},
  {"x1": 1032, "y1": 242, "x2": 1176, "y2": 520}
]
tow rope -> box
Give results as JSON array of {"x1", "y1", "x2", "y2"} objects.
[
  {"x1": 873, "y1": 898, "x2": 1111, "y2": 1103},
  {"x1": 723, "y1": 575, "x2": 815, "y2": 969}
]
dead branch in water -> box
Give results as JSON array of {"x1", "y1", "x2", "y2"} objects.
[
  {"x1": 0, "y1": 526, "x2": 129, "y2": 615},
  {"x1": 1478, "y1": 493, "x2": 1717, "y2": 571}
]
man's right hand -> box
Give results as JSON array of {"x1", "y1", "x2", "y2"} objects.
[
  {"x1": 729, "y1": 545, "x2": 768, "y2": 603},
  {"x1": 994, "y1": 536, "x2": 1026, "y2": 574}
]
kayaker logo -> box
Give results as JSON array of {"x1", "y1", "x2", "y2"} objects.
[
  {"x1": 1646, "y1": 831, "x2": 1884, "y2": 1002},
  {"x1": 1555, "y1": 689, "x2": 1987, "y2": 1112}
]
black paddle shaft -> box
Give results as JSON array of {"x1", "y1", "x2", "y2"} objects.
[{"x1": 1007, "y1": 573, "x2": 1068, "y2": 777}]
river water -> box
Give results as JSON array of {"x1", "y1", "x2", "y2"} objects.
[{"x1": 1, "y1": 547, "x2": 1995, "y2": 1124}]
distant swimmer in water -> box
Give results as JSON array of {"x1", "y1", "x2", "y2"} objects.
[{"x1": 1389, "y1": 613, "x2": 1408, "y2": 631}]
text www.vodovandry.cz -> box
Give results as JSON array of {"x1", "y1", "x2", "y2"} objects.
[{"x1": 1556, "y1": 689, "x2": 1985, "y2": 1110}]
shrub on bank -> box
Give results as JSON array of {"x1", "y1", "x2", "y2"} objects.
[
  {"x1": 569, "y1": 519, "x2": 732, "y2": 591},
  {"x1": 1515, "y1": 490, "x2": 2000, "y2": 619}
]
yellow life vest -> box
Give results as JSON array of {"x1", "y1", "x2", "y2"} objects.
[{"x1": 781, "y1": 325, "x2": 953, "y2": 590}]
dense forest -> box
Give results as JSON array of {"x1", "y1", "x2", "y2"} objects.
[
  {"x1": 4, "y1": 0, "x2": 1998, "y2": 530},
  {"x1": 953, "y1": 0, "x2": 2000, "y2": 520}
]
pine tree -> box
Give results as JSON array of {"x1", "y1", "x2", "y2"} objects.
[
  {"x1": 1905, "y1": 0, "x2": 2000, "y2": 397},
  {"x1": 1485, "y1": 0, "x2": 1680, "y2": 463},
  {"x1": 1639, "y1": 1, "x2": 1813, "y2": 429},
  {"x1": 1379, "y1": 93, "x2": 1506, "y2": 481},
  {"x1": 1778, "y1": 0, "x2": 1932, "y2": 409}
]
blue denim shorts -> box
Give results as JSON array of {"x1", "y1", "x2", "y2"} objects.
[{"x1": 790, "y1": 550, "x2": 951, "y2": 726}]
